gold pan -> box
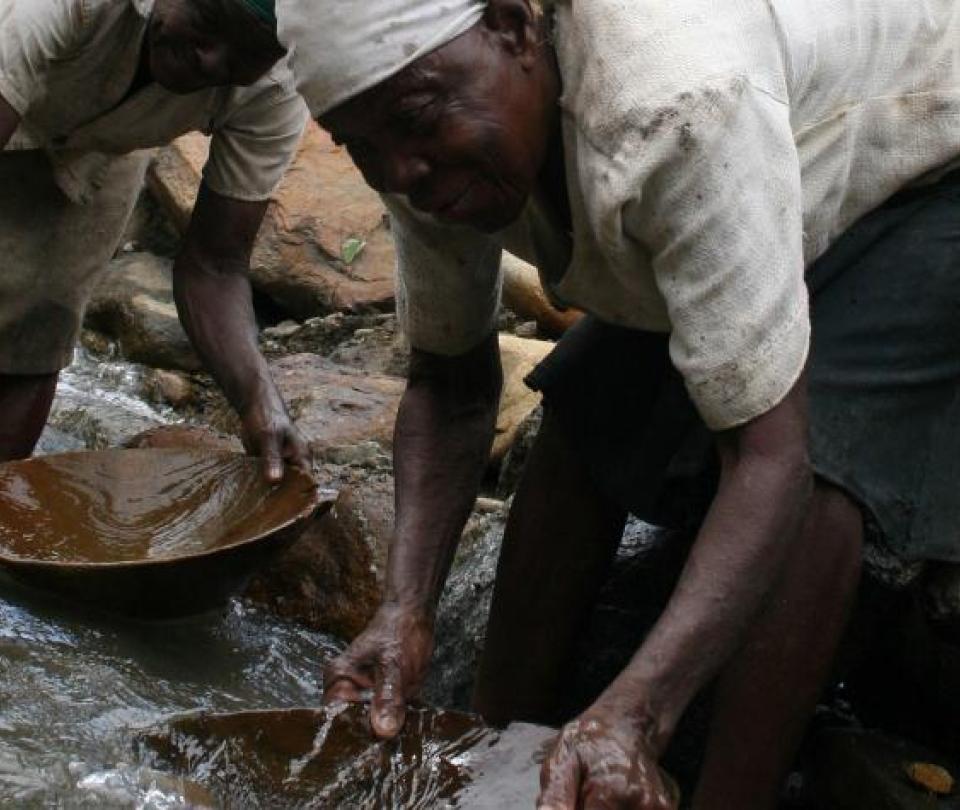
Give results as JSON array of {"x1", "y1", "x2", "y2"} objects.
[{"x1": 0, "y1": 449, "x2": 333, "y2": 618}]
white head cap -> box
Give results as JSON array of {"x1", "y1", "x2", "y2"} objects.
[{"x1": 277, "y1": 0, "x2": 487, "y2": 117}]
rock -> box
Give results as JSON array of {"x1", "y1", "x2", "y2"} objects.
[
  {"x1": 34, "y1": 426, "x2": 86, "y2": 456},
  {"x1": 148, "y1": 126, "x2": 396, "y2": 319},
  {"x1": 244, "y1": 473, "x2": 393, "y2": 640},
  {"x1": 501, "y1": 253, "x2": 583, "y2": 338},
  {"x1": 904, "y1": 762, "x2": 955, "y2": 796},
  {"x1": 211, "y1": 335, "x2": 544, "y2": 467},
  {"x1": 496, "y1": 405, "x2": 542, "y2": 498},
  {"x1": 425, "y1": 503, "x2": 509, "y2": 710},
  {"x1": 143, "y1": 369, "x2": 195, "y2": 409},
  {"x1": 122, "y1": 425, "x2": 241, "y2": 453},
  {"x1": 493, "y1": 335, "x2": 553, "y2": 462},
  {"x1": 254, "y1": 354, "x2": 404, "y2": 463},
  {"x1": 261, "y1": 312, "x2": 408, "y2": 377},
  {"x1": 810, "y1": 729, "x2": 960, "y2": 810},
  {"x1": 84, "y1": 252, "x2": 201, "y2": 372}
]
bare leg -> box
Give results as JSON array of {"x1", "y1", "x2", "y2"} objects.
[
  {"x1": 692, "y1": 483, "x2": 863, "y2": 810},
  {"x1": 473, "y1": 409, "x2": 628, "y2": 727},
  {"x1": 0, "y1": 372, "x2": 59, "y2": 461}
]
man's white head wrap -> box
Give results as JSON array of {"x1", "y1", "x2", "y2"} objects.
[{"x1": 277, "y1": 0, "x2": 487, "y2": 117}]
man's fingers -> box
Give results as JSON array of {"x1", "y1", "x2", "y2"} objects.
[
  {"x1": 537, "y1": 732, "x2": 582, "y2": 810},
  {"x1": 284, "y1": 429, "x2": 312, "y2": 473},
  {"x1": 258, "y1": 431, "x2": 285, "y2": 483},
  {"x1": 323, "y1": 677, "x2": 367, "y2": 705},
  {"x1": 370, "y1": 658, "x2": 407, "y2": 740}
]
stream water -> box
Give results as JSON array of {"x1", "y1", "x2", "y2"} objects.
[{"x1": 0, "y1": 349, "x2": 344, "y2": 806}]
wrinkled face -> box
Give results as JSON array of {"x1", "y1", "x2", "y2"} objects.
[
  {"x1": 320, "y1": 10, "x2": 559, "y2": 233},
  {"x1": 148, "y1": 0, "x2": 281, "y2": 94}
]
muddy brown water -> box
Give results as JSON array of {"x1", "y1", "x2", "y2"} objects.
[
  {"x1": 0, "y1": 450, "x2": 318, "y2": 564},
  {"x1": 139, "y1": 703, "x2": 554, "y2": 809},
  {"x1": 0, "y1": 449, "x2": 332, "y2": 617}
]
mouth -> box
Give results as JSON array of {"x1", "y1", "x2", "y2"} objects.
[{"x1": 423, "y1": 180, "x2": 476, "y2": 223}]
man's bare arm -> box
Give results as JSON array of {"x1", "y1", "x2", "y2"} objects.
[
  {"x1": 598, "y1": 373, "x2": 811, "y2": 748},
  {"x1": 173, "y1": 183, "x2": 309, "y2": 480},
  {"x1": 323, "y1": 333, "x2": 503, "y2": 737}
]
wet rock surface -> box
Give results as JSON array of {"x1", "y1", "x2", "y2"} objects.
[
  {"x1": 809, "y1": 729, "x2": 959, "y2": 809},
  {"x1": 245, "y1": 474, "x2": 394, "y2": 641},
  {"x1": 85, "y1": 252, "x2": 201, "y2": 372}
]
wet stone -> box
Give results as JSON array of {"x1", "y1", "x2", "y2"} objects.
[
  {"x1": 809, "y1": 729, "x2": 960, "y2": 810},
  {"x1": 137, "y1": 703, "x2": 555, "y2": 809}
]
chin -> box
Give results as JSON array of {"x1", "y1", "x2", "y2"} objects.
[{"x1": 150, "y1": 52, "x2": 204, "y2": 95}]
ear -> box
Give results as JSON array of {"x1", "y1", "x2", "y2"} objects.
[{"x1": 483, "y1": 0, "x2": 541, "y2": 69}]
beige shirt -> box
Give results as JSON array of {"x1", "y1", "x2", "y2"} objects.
[
  {"x1": 0, "y1": 0, "x2": 308, "y2": 202},
  {"x1": 391, "y1": 0, "x2": 960, "y2": 431}
]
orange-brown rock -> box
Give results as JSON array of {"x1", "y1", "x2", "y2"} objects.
[
  {"x1": 493, "y1": 335, "x2": 553, "y2": 461},
  {"x1": 501, "y1": 253, "x2": 583, "y2": 338},
  {"x1": 253, "y1": 354, "x2": 404, "y2": 461},
  {"x1": 148, "y1": 124, "x2": 396, "y2": 319}
]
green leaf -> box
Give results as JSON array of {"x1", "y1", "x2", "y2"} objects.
[{"x1": 341, "y1": 237, "x2": 366, "y2": 265}]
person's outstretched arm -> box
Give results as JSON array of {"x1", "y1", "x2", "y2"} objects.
[
  {"x1": 173, "y1": 182, "x2": 310, "y2": 481},
  {"x1": 322, "y1": 332, "x2": 503, "y2": 737}
]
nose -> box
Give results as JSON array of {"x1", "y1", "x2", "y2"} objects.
[{"x1": 381, "y1": 149, "x2": 431, "y2": 195}]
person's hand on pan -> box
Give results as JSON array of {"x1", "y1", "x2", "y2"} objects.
[
  {"x1": 239, "y1": 391, "x2": 310, "y2": 483},
  {"x1": 538, "y1": 702, "x2": 679, "y2": 810},
  {"x1": 322, "y1": 602, "x2": 435, "y2": 738}
]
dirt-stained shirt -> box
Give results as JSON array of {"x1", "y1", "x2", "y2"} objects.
[
  {"x1": 0, "y1": 0, "x2": 308, "y2": 202},
  {"x1": 389, "y1": 0, "x2": 960, "y2": 431}
]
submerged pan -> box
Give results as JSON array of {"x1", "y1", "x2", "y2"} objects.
[
  {"x1": 137, "y1": 704, "x2": 552, "y2": 808},
  {"x1": 0, "y1": 449, "x2": 333, "y2": 618},
  {"x1": 138, "y1": 705, "x2": 681, "y2": 809}
]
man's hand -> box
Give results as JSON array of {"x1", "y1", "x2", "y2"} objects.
[
  {"x1": 538, "y1": 705, "x2": 679, "y2": 810},
  {"x1": 323, "y1": 603, "x2": 435, "y2": 739},
  {"x1": 239, "y1": 392, "x2": 310, "y2": 482}
]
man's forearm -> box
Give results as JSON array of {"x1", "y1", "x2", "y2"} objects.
[
  {"x1": 386, "y1": 333, "x2": 502, "y2": 613},
  {"x1": 599, "y1": 381, "x2": 812, "y2": 751},
  {"x1": 172, "y1": 254, "x2": 279, "y2": 416}
]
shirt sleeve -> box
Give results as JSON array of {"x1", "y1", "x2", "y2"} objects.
[
  {"x1": 0, "y1": 0, "x2": 84, "y2": 115},
  {"x1": 203, "y1": 71, "x2": 310, "y2": 201},
  {"x1": 384, "y1": 195, "x2": 503, "y2": 356},
  {"x1": 622, "y1": 76, "x2": 810, "y2": 431}
]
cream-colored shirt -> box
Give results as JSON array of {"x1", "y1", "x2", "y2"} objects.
[
  {"x1": 391, "y1": 0, "x2": 960, "y2": 430},
  {"x1": 0, "y1": 0, "x2": 308, "y2": 202}
]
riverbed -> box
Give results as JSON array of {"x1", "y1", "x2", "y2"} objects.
[{"x1": 0, "y1": 349, "x2": 343, "y2": 807}]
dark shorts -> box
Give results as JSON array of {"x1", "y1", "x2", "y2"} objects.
[{"x1": 527, "y1": 171, "x2": 960, "y2": 565}]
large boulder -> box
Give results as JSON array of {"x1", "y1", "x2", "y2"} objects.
[
  {"x1": 84, "y1": 252, "x2": 201, "y2": 372},
  {"x1": 207, "y1": 353, "x2": 404, "y2": 463},
  {"x1": 207, "y1": 335, "x2": 550, "y2": 466},
  {"x1": 244, "y1": 472, "x2": 394, "y2": 641},
  {"x1": 148, "y1": 125, "x2": 396, "y2": 319}
]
